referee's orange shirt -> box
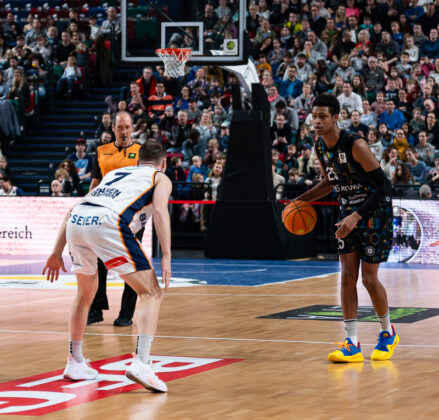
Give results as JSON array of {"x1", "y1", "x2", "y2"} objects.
[{"x1": 92, "y1": 142, "x2": 141, "y2": 179}]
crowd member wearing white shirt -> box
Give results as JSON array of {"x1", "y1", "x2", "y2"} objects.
[
  {"x1": 337, "y1": 81, "x2": 363, "y2": 114},
  {"x1": 56, "y1": 55, "x2": 82, "y2": 96}
]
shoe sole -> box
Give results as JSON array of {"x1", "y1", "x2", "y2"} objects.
[
  {"x1": 63, "y1": 373, "x2": 98, "y2": 381},
  {"x1": 370, "y1": 335, "x2": 400, "y2": 361},
  {"x1": 125, "y1": 370, "x2": 167, "y2": 393},
  {"x1": 328, "y1": 353, "x2": 364, "y2": 363}
]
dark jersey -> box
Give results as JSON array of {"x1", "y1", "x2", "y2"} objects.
[
  {"x1": 315, "y1": 130, "x2": 393, "y2": 263},
  {"x1": 315, "y1": 130, "x2": 380, "y2": 209}
]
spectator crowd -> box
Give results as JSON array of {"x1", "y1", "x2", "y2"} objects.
[{"x1": 1, "y1": 0, "x2": 439, "y2": 203}]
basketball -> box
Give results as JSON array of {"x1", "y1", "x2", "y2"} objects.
[{"x1": 282, "y1": 200, "x2": 317, "y2": 235}]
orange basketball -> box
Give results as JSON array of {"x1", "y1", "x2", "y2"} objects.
[{"x1": 282, "y1": 200, "x2": 317, "y2": 235}]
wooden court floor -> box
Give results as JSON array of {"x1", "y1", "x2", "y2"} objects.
[{"x1": 1, "y1": 266, "x2": 439, "y2": 419}]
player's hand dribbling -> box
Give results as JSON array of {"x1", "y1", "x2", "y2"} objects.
[
  {"x1": 161, "y1": 255, "x2": 171, "y2": 291},
  {"x1": 42, "y1": 252, "x2": 67, "y2": 282},
  {"x1": 335, "y1": 212, "x2": 362, "y2": 239}
]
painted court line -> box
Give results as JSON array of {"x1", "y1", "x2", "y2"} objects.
[
  {"x1": 255, "y1": 272, "x2": 339, "y2": 287},
  {"x1": 170, "y1": 262, "x2": 340, "y2": 269},
  {"x1": 0, "y1": 329, "x2": 438, "y2": 349},
  {"x1": 169, "y1": 293, "x2": 338, "y2": 296}
]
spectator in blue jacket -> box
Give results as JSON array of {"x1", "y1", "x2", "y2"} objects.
[
  {"x1": 186, "y1": 155, "x2": 206, "y2": 182},
  {"x1": 420, "y1": 29, "x2": 439, "y2": 59},
  {"x1": 279, "y1": 66, "x2": 303, "y2": 101},
  {"x1": 405, "y1": 0, "x2": 425, "y2": 27},
  {"x1": 379, "y1": 99, "x2": 405, "y2": 132}
]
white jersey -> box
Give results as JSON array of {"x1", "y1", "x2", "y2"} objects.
[{"x1": 81, "y1": 165, "x2": 158, "y2": 234}]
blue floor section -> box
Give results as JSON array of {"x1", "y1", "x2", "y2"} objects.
[
  {"x1": 1, "y1": 256, "x2": 438, "y2": 287},
  {"x1": 153, "y1": 259, "x2": 341, "y2": 286}
]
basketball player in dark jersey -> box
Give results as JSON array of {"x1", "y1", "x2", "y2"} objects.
[{"x1": 284, "y1": 94, "x2": 399, "y2": 362}]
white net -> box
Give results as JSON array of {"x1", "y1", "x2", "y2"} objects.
[{"x1": 156, "y1": 49, "x2": 191, "y2": 78}]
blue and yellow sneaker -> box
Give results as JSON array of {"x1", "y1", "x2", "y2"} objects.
[
  {"x1": 328, "y1": 338, "x2": 364, "y2": 363},
  {"x1": 370, "y1": 325, "x2": 399, "y2": 361}
]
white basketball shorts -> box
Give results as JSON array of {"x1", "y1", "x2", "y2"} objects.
[{"x1": 66, "y1": 202, "x2": 152, "y2": 275}]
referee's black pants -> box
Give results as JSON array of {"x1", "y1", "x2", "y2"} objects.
[{"x1": 89, "y1": 228, "x2": 145, "y2": 319}]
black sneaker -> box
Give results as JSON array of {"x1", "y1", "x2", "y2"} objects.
[
  {"x1": 87, "y1": 309, "x2": 103, "y2": 325},
  {"x1": 113, "y1": 317, "x2": 133, "y2": 327}
]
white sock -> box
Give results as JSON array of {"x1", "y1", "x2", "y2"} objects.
[
  {"x1": 69, "y1": 340, "x2": 84, "y2": 362},
  {"x1": 378, "y1": 311, "x2": 392, "y2": 333},
  {"x1": 136, "y1": 334, "x2": 154, "y2": 364},
  {"x1": 344, "y1": 319, "x2": 358, "y2": 347}
]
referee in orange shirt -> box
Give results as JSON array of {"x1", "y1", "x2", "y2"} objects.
[{"x1": 87, "y1": 111, "x2": 142, "y2": 326}]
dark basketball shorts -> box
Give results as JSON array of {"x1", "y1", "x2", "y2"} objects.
[{"x1": 337, "y1": 201, "x2": 393, "y2": 263}]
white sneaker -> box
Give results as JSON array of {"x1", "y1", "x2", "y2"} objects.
[
  {"x1": 125, "y1": 354, "x2": 167, "y2": 393},
  {"x1": 63, "y1": 355, "x2": 99, "y2": 381}
]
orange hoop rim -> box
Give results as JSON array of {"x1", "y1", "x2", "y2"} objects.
[{"x1": 156, "y1": 48, "x2": 192, "y2": 58}]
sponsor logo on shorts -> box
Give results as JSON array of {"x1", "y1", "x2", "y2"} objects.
[
  {"x1": 0, "y1": 354, "x2": 242, "y2": 415},
  {"x1": 365, "y1": 245, "x2": 375, "y2": 256},
  {"x1": 69, "y1": 214, "x2": 100, "y2": 226}
]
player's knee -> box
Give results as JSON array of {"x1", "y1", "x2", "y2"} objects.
[
  {"x1": 361, "y1": 272, "x2": 378, "y2": 290},
  {"x1": 78, "y1": 288, "x2": 97, "y2": 303},
  {"x1": 139, "y1": 284, "x2": 163, "y2": 301},
  {"x1": 341, "y1": 269, "x2": 358, "y2": 287}
]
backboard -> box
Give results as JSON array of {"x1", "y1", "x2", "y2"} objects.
[{"x1": 121, "y1": 0, "x2": 248, "y2": 65}]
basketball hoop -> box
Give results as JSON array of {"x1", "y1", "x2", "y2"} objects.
[{"x1": 156, "y1": 48, "x2": 192, "y2": 78}]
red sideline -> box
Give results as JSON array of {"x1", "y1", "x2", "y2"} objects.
[{"x1": 169, "y1": 200, "x2": 338, "y2": 206}]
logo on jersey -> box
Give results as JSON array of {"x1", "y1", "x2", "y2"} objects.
[
  {"x1": 338, "y1": 152, "x2": 347, "y2": 163},
  {"x1": 326, "y1": 167, "x2": 339, "y2": 181},
  {"x1": 369, "y1": 218, "x2": 380, "y2": 229},
  {"x1": 340, "y1": 198, "x2": 347, "y2": 205},
  {"x1": 365, "y1": 246, "x2": 375, "y2": 256},
  {"x1": 128, "y1": 153, "x2": 136, "y2": 159}
]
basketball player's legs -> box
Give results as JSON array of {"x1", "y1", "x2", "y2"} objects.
[
  {"x1": 121, "y1": 269, "x2": 168, "y2": 392},
  {"x1": 328, "y1": 251, "x2": 364, "y2": 362},
  {"x1": 362, "y1": 261, "x2": 399, "y2": 360},
  {"x1": 70, "y1": 272, "x2": 99, "y2": 341},
  {"x1": 361, "y1": 262, "x2": 388, "y2": 318},
  {"x1": 340, "y1": 251, "x2": 361, "y2": 320},
  {"x1": 63, "y1": 272, "x2": 100, "y2": 381},
  {"x1": 121, "y1": 269, "x2": 163, "y2": 337}
]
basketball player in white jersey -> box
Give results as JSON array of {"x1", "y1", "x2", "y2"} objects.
[{"x1": 43, "y1": 141, "x2": 172, "y2": 392}]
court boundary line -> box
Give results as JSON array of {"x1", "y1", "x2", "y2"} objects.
[{"x1": 0, "y1": 329, "x2": 438, "y2": 348}]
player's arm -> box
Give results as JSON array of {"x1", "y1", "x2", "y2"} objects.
[
  {"x1": 42, "y1": 209, "x2": 70, "y2": 282},
  {"x1": 42, "y1": 184, "x2": 97, "y2": 281},
  {"x1": 292, "y1": 153, "x2": 333, "y2": 202},
  {"x1": 335, "y1": 138, "x2": 392, "y2": 239},
  {"x1": 282, "y1": 154, "x2": 333, "y2": 220},
  {"x1": 152, "y1": 172, "x2": 172, "y2": 291}
]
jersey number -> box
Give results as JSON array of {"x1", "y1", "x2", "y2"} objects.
[
  {"x1": 104, "y1": 172, "x2": 130, "y2": 186},
  {"x1": 326, "y1": 167, "x2": 339, "y2": 181}
]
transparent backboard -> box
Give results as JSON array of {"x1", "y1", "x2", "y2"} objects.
[{"x1": 121, "y1": 0, "x2": 247, "y2": 64}]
